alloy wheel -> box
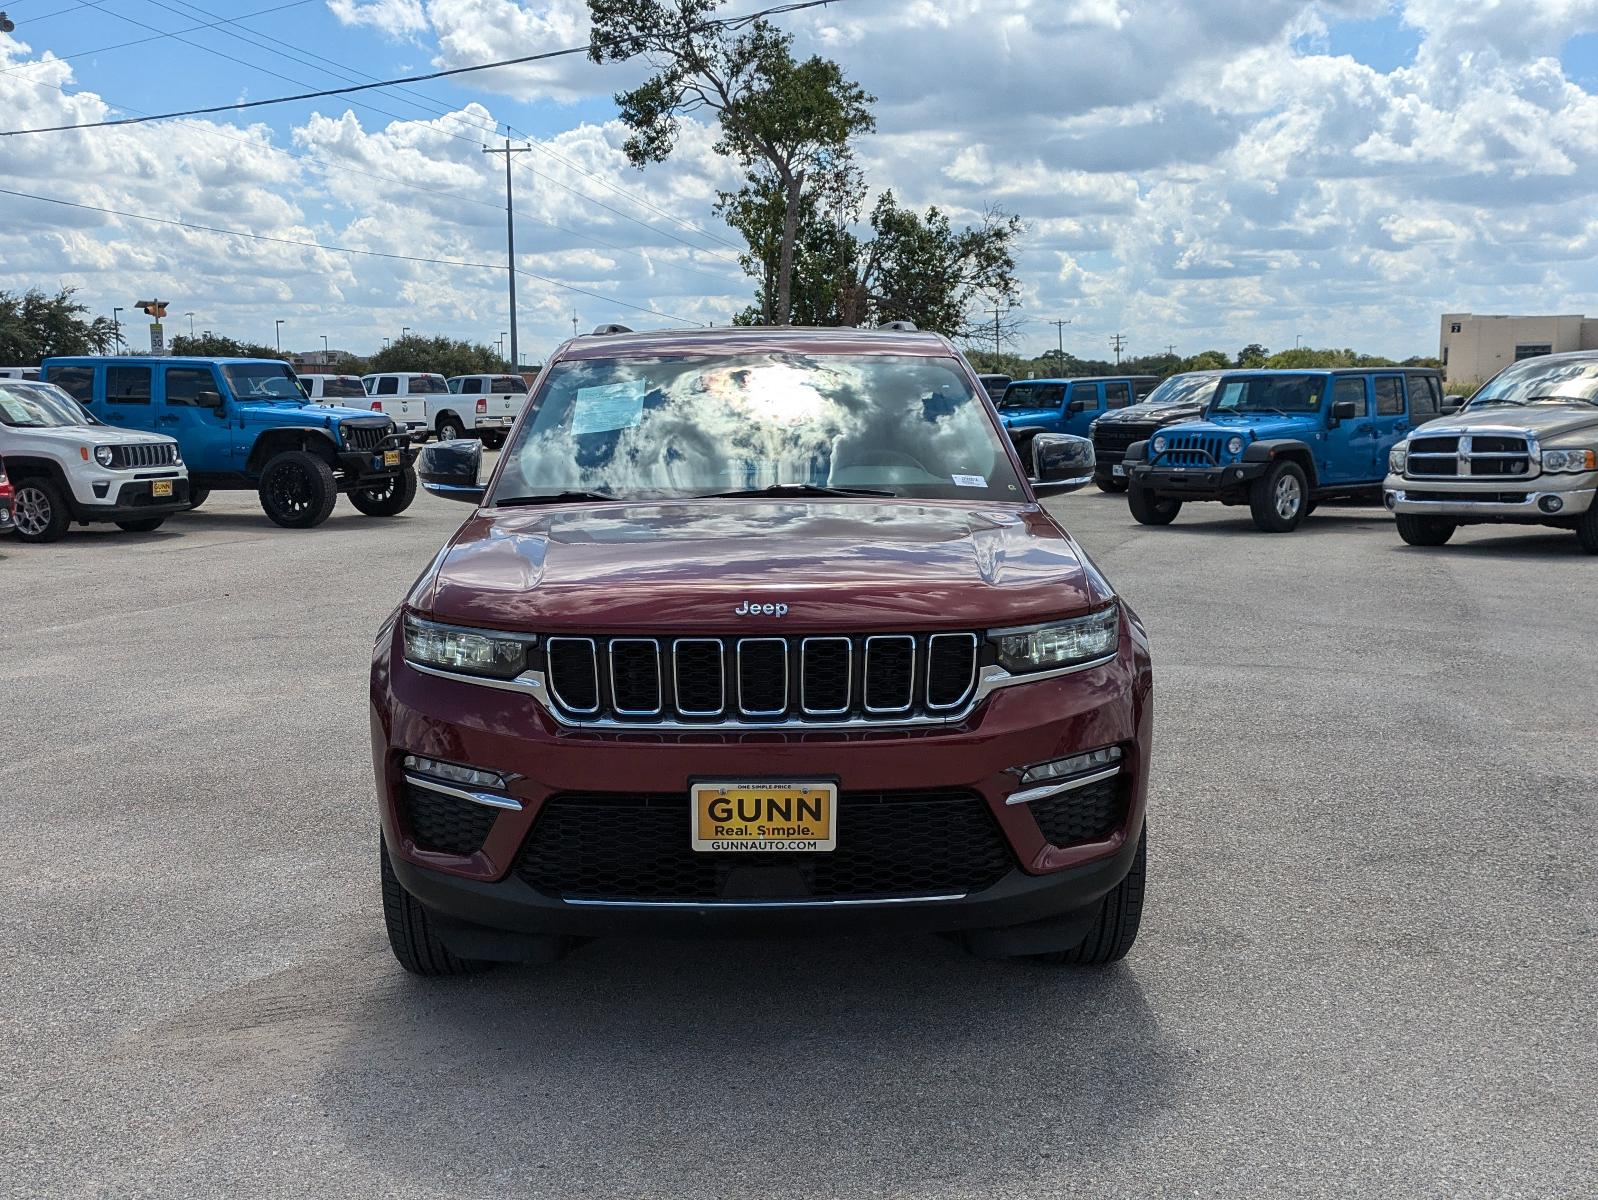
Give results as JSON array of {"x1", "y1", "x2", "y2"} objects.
[
  {"x1": 1274, "y1": 474, "x2": 1302, "y2": 520},
  {"x1": 13, "y1": 486, "x2": 51, "y2": 537},
  {"x1": 269, "y1": 462, "x2": 312, "y2": 514}
]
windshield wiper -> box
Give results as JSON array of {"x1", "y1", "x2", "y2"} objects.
[
  {"x1": 1524, "y1": 394, "x2": 1598, "y2": 407},
  {"x1": 495, "y1": 490, "x2": 621, "y2": 506},
  {"x1": 706, "y1": 482, "x2": 895, "y2": 499}
]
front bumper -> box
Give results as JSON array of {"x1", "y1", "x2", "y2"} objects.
[
  {"x1": 1385, "y1": 475, "x2": 1596, "y2": 519},
  {"x1": 370, "y1": 611, "x2": 1153, "y2": 945},
  {"x1": 1129, "y1": 460, "x2": 1264, "y2": 498},
  {"x1": 77, "y1": 478, "x2": 192, "y2": 523},
  {"x1": 336, "y1": 436, "x2": 416, "y2": 485}
]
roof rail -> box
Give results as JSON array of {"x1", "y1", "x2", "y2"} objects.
[
  {"x1": 877, "y1": 320, "x2": 918, "y2": 332},
  {"x1": 590, "y1": 323, "x2": 634, "y2": 336}
]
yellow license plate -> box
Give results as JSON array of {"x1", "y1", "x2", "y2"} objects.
[
  {"x1": 691, "y1": 781, "x2": 836, "y2": 853},
  {"x1": 383, "y1": 450, "x2": 401, "y2": 467},
  {"x1": 151, "y1": 480, "x2": 173, "y2": 498}
]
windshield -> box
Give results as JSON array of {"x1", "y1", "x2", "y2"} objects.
[
  {"x1": 320, "y1": 376, "x2": 367, "y2": 399},
  {"x1": 997, "y1": 381, "x2": 1066, "y2": 411},
  {"x1": 1139, "y1": 373, "x2": 1221, "y2": 408},
  {"x1": 1210, "y1": 375, "x2": 1324, "y2": 414},
  {"x1": 223, "y1": 363, "x2": 307, "y2": 401},
  {"x1": 490, "y1": 352, "x2": 1025, "y2": 504},
  {"x1": 1467, "y1": 357, "x2": 1598, "y2": 408},
  {"x1": 407, "y1": 375, "x2": 449, "y2": 395},
  {"x1": 0, "y1": 381, "x2": 93, "y2": 428}
]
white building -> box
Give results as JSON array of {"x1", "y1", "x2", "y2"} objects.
[{"x1": 1440, "y1": 313, "x2": 1598, "y2": 386}]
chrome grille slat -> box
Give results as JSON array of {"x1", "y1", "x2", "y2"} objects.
[
  {"x1": 1405, "y1": 432, "x2": 1534, "y2": 480},
  {"x1": 111, "y1": 442, "x2": 177, "y2": 469},
  {"x1": 542, "y1": 633, "x2": 982, "y2": 727}
]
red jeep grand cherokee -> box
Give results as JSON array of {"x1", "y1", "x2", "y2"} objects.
[{"x1": 371, "y1": 325, "x2": 1152, "y2": 975}]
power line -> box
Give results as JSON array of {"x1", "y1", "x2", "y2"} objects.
[
  {"x1": 0, "y1": 0, "x2": 853, "y2": 136},
  {"x1": 0, "y1": 0, "x2": 318, "y2": 77},
  {"x1": 0, "y1": 185, "x2": 707, "y2": 326}
]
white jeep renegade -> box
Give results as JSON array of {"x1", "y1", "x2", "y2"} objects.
[{"x1": 0, "y1": 379, "x2": 190, "y2": 543}]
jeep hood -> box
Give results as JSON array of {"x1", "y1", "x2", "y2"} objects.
[
  {"x1": 1421, "y1": 405, "x2": 1598, "y2": 441},
  {"x1": 13, "y1": 425, "x2": 175, "y2": 448},
  {"x1": 1098, "y1": 400, "x2": 1203, "y2": 424},
  {"x1": 997, "y1": 408, "x2": 1058, "y2": 427},
  {"x1": 235, "y1": 401, "x2": 379, "y2": 426},
  {"x1": 1163, "y1": 413, "x2": 1308, "y2": 440},
  {"x1": 414, "y1": 501, "x2": 1112, "y2": 633}
]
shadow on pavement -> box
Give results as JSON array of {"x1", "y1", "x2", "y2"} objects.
[{"x1": 309, "y1": 935, "x2": 1183, "y2": 1194}]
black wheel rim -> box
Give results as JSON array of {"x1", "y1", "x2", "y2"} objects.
[
  {"x1": 363, "y1": 479, "x2": 395, "y2": 501},
  {"x1": 269, "y1": 462, "x2": 313, "y2": 514}
]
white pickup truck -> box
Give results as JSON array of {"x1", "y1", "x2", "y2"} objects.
[
  {"x1": 442, "y1": 373, "x2": 529, "y2": 448},
  {"x1": 361, "y1": 372, "x2": 449, "y2": 442}
]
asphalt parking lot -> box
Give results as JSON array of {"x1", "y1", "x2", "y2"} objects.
[{"x1": 4, "y1": 479, "x2": 1594, "y2": 1199}]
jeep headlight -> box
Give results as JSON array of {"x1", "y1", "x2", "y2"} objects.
[
  {"x1": 1152, "y1": 435, "x2": 1168, "y2": 454},
  {"x1": 1541, "y1": 448, "x2": 1596, "y2": 473},
  {"x1": 1226, "y1": 436, "x2": 1244, "y2": 456},
  {"x1": 991, "y1": 604, "x2": 1119, "y2": 673},
  {"x1": 94, "y1": 446, "x2": 115, "y2": 467},
  {"x1": 402, "y1": 613, "x2": 532, "y2": 679},
  {"x1": 1389, "y1": 444, "x2": 1408, "y2": 474}
]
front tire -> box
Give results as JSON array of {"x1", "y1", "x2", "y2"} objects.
[
  {"x1": 186, "y1": 485, "x2": 211, "y2": 511},
  {"x1": 437, "y1": 414, "x2": 467, "y2": 441},
  {"x1": 1576, "y1": 501, "x2": 1598, "y2": 554},
  {"x1": 1030, "y1": 827, "x2": 1146, "y2": 966},
  {"x1": 481, "y1": 432, "x2": 506, "y2": 450},
  {"x1": 116, "y1": 517, "x2": 166, "y2": 533},
  {"x1": 1128, "y1": 482, "x2": 1181, "y2": 525},
  {"x1": 258, "y1": 450, "x2": 337, "y2": 529},
  {"x1": 1395, "y1": 513, "x2": 1457, "y2": 547},
  {"x1": 1095, "y1": 477, "x2": 1129, "y2": 494},
  {"x1": 1249, "y1": 460, "x2": 1308, "y2": 532},
  {"x1": 348, "y1": 466, "x2": 417, "y2": 517},
  {"x1": 381, "y1": 840, "x2": 491, "y2": 977},
  {"x1": 11, "y1": 479, "x2": 71, "y2": 543}
]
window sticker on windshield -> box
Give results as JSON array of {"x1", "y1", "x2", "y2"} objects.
[
  {"x1": 0, "y1": 398, "x2": 32, "y2": 423},
  {"x1": 952, "y1": 473, "x2": 988, "y2": 488},
  {"x1": 570, "y1": 381, "x2": 646, "y2": 435}
]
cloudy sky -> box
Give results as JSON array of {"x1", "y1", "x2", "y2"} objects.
[{"x1": 2, "y1": 0, "x2": 1597, "y2": 364}]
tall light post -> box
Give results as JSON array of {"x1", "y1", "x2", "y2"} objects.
[
  {"x1": 1295, "y1": 333, "x2": 1303, "y2": 349},
  {"x1": 112, "y1": 307, "x2": 124, "y2": 350},
  {"x1": 401, "y1": 326, "x2": 411, "y2": 340},
  {"x1": 321, "y1": 334, "x2": 329, "y2": 355},
  {"x1": 499, "y1": 331, "x2": 508, "y2": 361},
  {"x1": 275, "y1": 319, "x2": 284, "y2": 352},
  {"x1": 185, "y1": 311, "x2": 196, "y2": 337}
]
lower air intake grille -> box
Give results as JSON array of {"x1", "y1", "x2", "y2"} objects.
[
  {"x1": 1027, "y1": 778, "x2": 1125, "y2": 847},
  {"x1": 516, "y1": 790, "x2": 1015, "y2": 901},
  {"x1": 402, "y1": 784, "x2": 498, "y2": 856}
]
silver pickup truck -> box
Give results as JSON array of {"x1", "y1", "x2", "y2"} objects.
[{"x1": 1384, "y1": 351, "x2": 1598, "y2": 553}]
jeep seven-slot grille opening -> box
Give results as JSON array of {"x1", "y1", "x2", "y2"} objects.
[
  {"x1": 515, "y1": 789, "x2": 1015, "y2": 901},
  {"x1": 343, "y1": 422, "x2": 391, "y2": 452},
  {"x1": 108, "y1": 442, "x2": 179, "y2": 469},
  {"x1": 1027, "y1": 777, "x2": 1126, "y2": 847},
  {"x1": 1159, "y1": 432, "x2": 1229, "y2": 467},
  {"x1": 541, "y1": 633, "x2": 983, "y2": 726},
  {"x1": 402, "y1": 783, "x2": 498, "y2": 856}
]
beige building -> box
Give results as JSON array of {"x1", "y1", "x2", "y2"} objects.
[{"x1": 1440, "y1": 312, "x2": 1598, "y2": 386}]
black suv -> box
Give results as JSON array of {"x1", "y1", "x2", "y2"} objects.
[{"x1": 1089, "y1": 371, "x2": 1226, "y2": 493}]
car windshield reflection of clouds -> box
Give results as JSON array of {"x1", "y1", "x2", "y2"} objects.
[
  {"x1": 1212, "y1": 376, "x2": 1323, "y2": 413},
  {"x1": 1472, "y1": 359, "x2": 1598, "y2": 406},
  {"x1": 491, "y1": 353, "x2": 1024, "y2": 503}
]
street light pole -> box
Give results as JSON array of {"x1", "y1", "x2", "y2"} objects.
[
  {"x1": 112, "y1": 307, "x2": 123, "y2": 350},
  {"x1": 321, "y1": 334, "x2": 329, "y2": 356},
  {"x1": 401, "y1": 326, "x2": 410, "y2": 340},
  {"x1": 185, "y1": 311, "x2": 195, "y2": 337},
  {"x1": 484, "y1": 135, "x2": 532, "y2": 370},
  {"x1": 275, "y1": 319, "x2": 284, "y2": 352}
]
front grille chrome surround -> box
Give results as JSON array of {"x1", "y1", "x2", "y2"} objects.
[
  {"x1": 545, "y1": 636, "x2": 600, "y2": 715},
  {"x1": 862, "y1": 635, "x2": 916, "y2": 714},
  {"x1": 1404, "y1": 428, "x2": 1540, "y2": 480},
  {"x1": 736, "y1": 637, "x2": 789, "y2": 717}
]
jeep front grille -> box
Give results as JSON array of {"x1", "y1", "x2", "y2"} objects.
[
  {"x1": 1157, "y1": 432, "x2": 1229, "y2": 467},
  {"x1": 342, "y1": 421, "x2": 392, "y2": 452},
  {"x1": 1406, "y1": 434, "x2": 1533, "y2": 479},
  {"x1": 108, "y1": 442, "x2": 179, "y2": 469},
  {"x1": 543, "y1": 633, "x2": 981, "y2": 726}
]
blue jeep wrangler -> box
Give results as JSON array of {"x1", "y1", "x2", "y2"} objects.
[
  {"x1": 997, "y1": 375, "x2": 1158, "y2": 466},
  {"x1": 41, "y1": 356, "x2": 417, "y2": 528},
  {"x1": 1122, "y1": 367, "x2": 1445, "y2": 532}
]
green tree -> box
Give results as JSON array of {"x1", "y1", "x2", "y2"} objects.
[
  {"x1": 0, "y1": 287, "x2": 117, "y2": 364},
  {"x1": 168, "y1": 333, "x2": 287, "y2": 360},
  {"x1": 365, "y1": 334, "x2": 508, "y2": 377},
  {"x1": 1183, "y1": 349, "x2": 1233, "y2": 371},
  {"x1": 1236, "y1": 343, "x2": 1270, "y2": 367},
  {"x1": 587, "y1": 0, "x2": 874, "y2": 325}
]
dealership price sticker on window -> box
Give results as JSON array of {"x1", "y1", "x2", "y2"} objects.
[
  {"x1": 570, "y1": 380, "x2": 646, "y2": 435},
  {"x1": 691, "y1": 781, "x2": 837, "y2": 852}
]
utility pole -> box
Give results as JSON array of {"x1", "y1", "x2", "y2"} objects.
[
  {"x1": 484, "y1": 136, "x2": 532, "y2": 368},
  {"x1": 1047, "y1": 318, "x2": 1072, "y2": 362},
  {"x1": 1110, "y1": 332, "x2": 1127, "y2": 366},
  {"x1": 1165, "y1": 343, "x2": 1177, "y2": 357},
  {"x1": 987, "y1": 304, "x2": 1012, "y2": 369}
]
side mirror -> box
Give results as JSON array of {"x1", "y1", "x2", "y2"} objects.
[
  {"x1": 418, "y1": 440, "x2": 486, "y2": 504},
  {"x1": 1031, "y1": 434, "x2": 1095, "y2": 494},
  {"x1": 1066, "y1": 398, "x2": 1090, "y2": 413},
  {"x1": 197, "y1": 389, "x2": 225, "y2": 409},
  {"x1": 1330, "y1": 399, "x2": 1357, "y2": 422},
  {"x1": 1441, "y1": 398, "x2": 1464, "y2": 414}
]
